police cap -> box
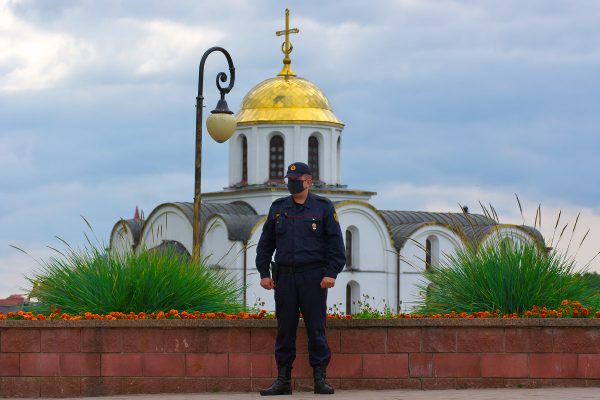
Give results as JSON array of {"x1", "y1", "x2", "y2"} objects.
[{"x1": 284, "y1": 162, "x2": 312, "y2": 178}]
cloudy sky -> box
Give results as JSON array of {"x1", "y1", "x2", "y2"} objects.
[{"x1": 1, "y1": 0, "x2": 599, "y2": 297}]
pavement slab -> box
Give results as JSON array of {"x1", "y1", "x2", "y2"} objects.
[{"x1": 24, "y1": 388, "x2": 600, "y2": 400}]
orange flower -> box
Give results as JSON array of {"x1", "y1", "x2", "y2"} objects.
[{"x1": 582, "y1": 308, "x2": 590, "y2": 317}]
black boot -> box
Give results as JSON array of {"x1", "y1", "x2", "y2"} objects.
[
  {"x1": 313, "y1": 365, "x2": 334, "y2": 394},
  {"x1": 260, "y1": 365, "x2": 292, "y2": 396}
]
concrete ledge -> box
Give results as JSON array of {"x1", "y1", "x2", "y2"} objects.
[{"x1": 1, "y1": 317, "x2": 599, "y2": 328}]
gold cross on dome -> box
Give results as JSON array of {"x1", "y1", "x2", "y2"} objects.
[{"x1": 275, "y1": 8, "x2": 299, "y2": 76}]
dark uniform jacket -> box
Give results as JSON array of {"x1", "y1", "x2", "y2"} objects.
[{"x1": 256, "y1": 192, "x2": 346, "y2": 280}]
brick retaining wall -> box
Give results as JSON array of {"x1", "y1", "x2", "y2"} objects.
[{"x1": 1, "y1": 319, "x2": 599, "y2": 397}]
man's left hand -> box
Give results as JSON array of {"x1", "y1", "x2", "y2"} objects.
[{"x1": 320, "y1": 277, "x2": 335, "y2": 289}]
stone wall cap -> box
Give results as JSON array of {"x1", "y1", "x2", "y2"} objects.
[{"x1": 1, "y1": 318, "x2": 599, "y2": 328}]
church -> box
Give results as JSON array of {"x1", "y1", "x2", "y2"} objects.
[{"x1": 109, "y1": 11, "x2": 544, "y2": 313}]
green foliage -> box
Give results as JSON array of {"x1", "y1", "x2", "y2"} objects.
[
  {"x1": 25, "y1": 245, "x2": 245, "y2": 314},
  {"x1": 418, "y1": 239, "x2": 595, "y2": 315},
  {"x1": 580, "y1": 272, "x2": 600, "y2": 308},
  {"x1": 581, "y1": 272, "x2": 600, "y2": 290}
]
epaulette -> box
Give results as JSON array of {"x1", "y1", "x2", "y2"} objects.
[
  {"x1": 273, "y1": 197, "x2": 286, "y2": 203},
  {"x1": 314, "y1": 194, "x2": 332, "y2": 204}
]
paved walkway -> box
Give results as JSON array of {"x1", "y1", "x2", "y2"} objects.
[{"x1": 44, "y1": 388, "x2": 600, "y2": 400}]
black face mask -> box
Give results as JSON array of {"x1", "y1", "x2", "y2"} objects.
[{"x1": 287, "y1": 179, "x2": 305, "y2": 195}]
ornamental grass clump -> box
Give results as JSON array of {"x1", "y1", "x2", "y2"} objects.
[
  {"x1": 418, "y1": 239, "x2": 595, "y2": 315},
  {"x1": 24, "y1": 245, "x2": 245, "y2": 315}
]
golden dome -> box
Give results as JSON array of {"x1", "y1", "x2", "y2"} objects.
[{"x1": 235, "y1": 75, "x2": 344, "y2": 127}]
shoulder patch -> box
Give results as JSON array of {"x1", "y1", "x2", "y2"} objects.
[{"x1": 333, "y1": 212, "x2": 340, "y2": 224}]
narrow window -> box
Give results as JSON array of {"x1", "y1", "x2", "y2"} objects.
[
  {"x1": 425, "y1": 238, "x2": 432, "y2": 271},
  {"x1": 425, "y1": 235, "x2": 439, "y2": 271},
  {"x1": 345, "y1": 229, "x2": 353, "y2": 268},
  {"x1": 346, "y1": 283, "x2": 352, "y2": 315},
  {"x1": 308, "y1": 136, "x2": 319, "y2": 181},
  {"x1": 241, "y1": 135, "x2": 248, "y2": 183},
  {"x1": 346, "y1": 281, "x2": 360, "y2": 314},
  {"x1": 269, "y1": 135, "x2": 284, "y2": 180}
]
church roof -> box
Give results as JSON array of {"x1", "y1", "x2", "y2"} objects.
[
  {"x1": 379, "y1": 211, "x2": 495, "y2": 227},
  {"x1": 235, "y1": 75, "x2": 344, "y2": 127},
  {"x1": 378, "y1": 210, "x2": 544, "y2": 250},
  {"x1": 236, "y1": 9, "x2": 343, "y2": 128},
  {"x1": 171, "y1": 201, "x2": 261, "y2": 242},
  {"x1": 109, "y1": 218, "x2": 143, "y2": 248}
]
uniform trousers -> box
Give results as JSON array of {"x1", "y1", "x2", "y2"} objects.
[{"x1": 274, "y1": 267, "x2": 331, "y2": 368}]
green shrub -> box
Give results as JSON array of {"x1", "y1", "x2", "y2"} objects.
[
  {"x1": 25, "y1": 245, "x2": 245, "y2": 314},
  {"x1": 418, "y1": 239, "x2": 595, "y2": 315}
]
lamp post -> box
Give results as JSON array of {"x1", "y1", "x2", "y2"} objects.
[{"x1": 193, "y1": 47, "x2": 236, "y2": 261}]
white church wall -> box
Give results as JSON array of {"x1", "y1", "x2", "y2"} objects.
[
  {"x1": 139, "y1": 206, "x2": 193, "y2": 253},
  {"x1": 292, "y1": 125, "x2": 303, "y2": 162},
  {"x1": 109, "y1": 222, "x2": 135, "y2": 256},
  {"x1": 230, "y1": 123, "x2": 343, "y2": 187},
  {"x1": 333, "y1": 201, "x2": 399, "y2": 313},
  {"x1": 248, "y1": 126, "x2": 259, "y2": 184},
  {"x1": 336, "y1": 203, "x2": 392, "y2": 273},
  {"x1": 244, "y1": 219, "x2": 272, "y2": 310},
  {"x1": 336, "y1": 133, "x2": 341, "y2": 185},
  {"x1": 480, "y1": 226, "x2": 538, "y2": 248},
  {"x1": 229, "y1": 128, "x2": 252, "y2": 186},
  {"x1": 201, "y1": 217, "x2": 240, "y2": 268},
  {"x1": 398, "y1": 225, "x2": 464, "y2": 312},
  {"x1": 201, "y1": 216, "x2": 245, "y2": 288}
]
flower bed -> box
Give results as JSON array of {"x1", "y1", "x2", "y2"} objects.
[{"x1": 3, "y1": 300, "x2": 599, "y2": 321}]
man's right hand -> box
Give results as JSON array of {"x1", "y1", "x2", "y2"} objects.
[{"x1": 260, "y1": 277, "x2": 275, "y2": 290}]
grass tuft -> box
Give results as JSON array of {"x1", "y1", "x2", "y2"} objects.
[
  {"x1": 418, "y1": 238, "x2": 596, "y2": 315},
  {"x1": 25, "y1": 244, "x2": 245, "y2": 315}
]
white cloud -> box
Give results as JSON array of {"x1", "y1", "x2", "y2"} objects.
[
  {"x1": 0, "y1": 2, "x2": 225, "y2": 91},
  {"x1": 373, "y1": 182, "x2": 600, "y2": 274},
  {"x1": 0, "y1": 0, "x2": 94, "y2": 91},
  {"x1": 118, "y1": 18, "x2": 223, "y2": 76}
]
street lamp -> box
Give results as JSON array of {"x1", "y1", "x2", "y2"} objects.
[{"x1": 193, "y1": 47, "x2": 236, "y2": 260}]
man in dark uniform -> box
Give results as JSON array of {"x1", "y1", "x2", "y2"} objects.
[{"x1": 257, "y1": 162, "x2": 346, "y2": 396}]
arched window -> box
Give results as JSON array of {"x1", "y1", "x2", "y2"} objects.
[
  {"x1": 241, "y1": 135, "x2": 248, "y2": 183},
  {"x1": 269, "y1": 135, "x2": 284, "y2": 180},
  {"x1": 425, "y1": 238, "x2": 432, "y2": 271},
  {"x1": 425, "y1": 235, "x2": 439, "y2": 271},
  {"x1": 345, "y1": 229, "x2": 353, "y2": 268},
  {"x1": 346, "y1": 284, "x2": 351, "y2": 315},
  {"x1": 345, "y1": 226, "x2": 359, "y2": 269},
  {"x1": 308, "y1": 135, "x2": 319, "y2": 181},
  {"x1": 346, "y1": 281, "x2": 360, "y2": 315}
]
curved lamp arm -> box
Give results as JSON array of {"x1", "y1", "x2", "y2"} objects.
[
  {"x1": 193, "y1": 47, "x2": 236, "y2": 261},
  {"x1": 198, "y1": 46, "x2": 235, "y2": 99}
]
